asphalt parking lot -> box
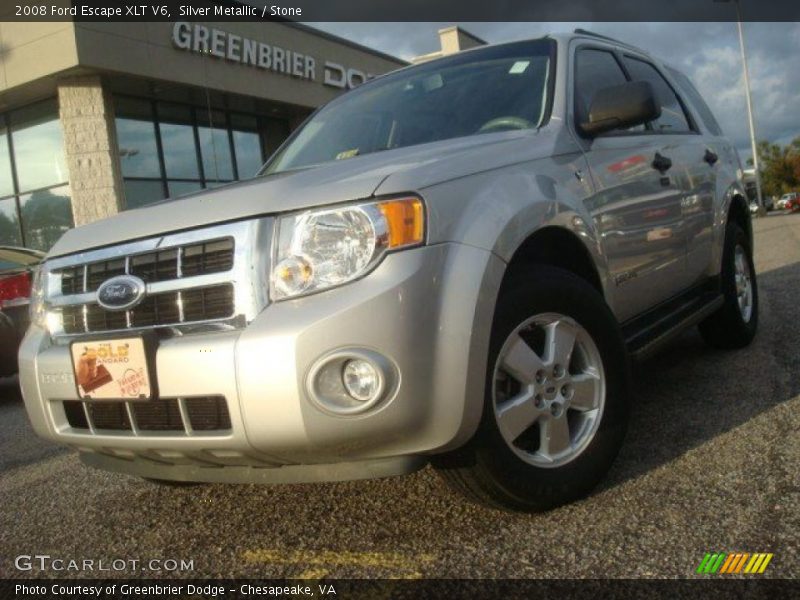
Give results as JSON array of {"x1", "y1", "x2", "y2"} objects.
[{"x1": 1, "y1": 212, "x2": 798, "y2": 580}]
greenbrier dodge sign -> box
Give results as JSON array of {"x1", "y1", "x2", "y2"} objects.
[{"x1": 171, "y1": 21, "x2": 373, "y2": 89}]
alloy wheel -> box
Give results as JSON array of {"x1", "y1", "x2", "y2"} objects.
[
  {"x1": 734, "y1": 244, "x2": 754, "y2": 323},
  {"x1": 492, "y1": 313, "x2": 605, "y2": 468}
]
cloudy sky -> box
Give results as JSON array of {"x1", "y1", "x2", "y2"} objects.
[{"x1": 310, "y1": 22, "x2": 800, "y2": 164}]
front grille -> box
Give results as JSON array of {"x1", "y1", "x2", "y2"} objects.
[
  {"x1": 62, "y1": 396, "x2": 231, "y2": 434},
  {"x1": 184, "y1": 396, "x2": 234, "y2": 431},
  {"x1": 59, "y1": 283, "x2": 234, "y2": 334},
  {"x1": 44, "y1": 221, "x2": 268, "y2": 340},
  {"x1": 89, "y1": 402, "x2": 132, "y2": 430},
  {"x1": 56, "y1": 238, "x2": 233, "y2": 294},
  {"x1": 52, "y1": 235, "x2": 236, "y2": 336}
]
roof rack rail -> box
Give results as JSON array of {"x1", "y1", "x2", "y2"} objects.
[{"x1": 573, "y1": 28, "x2": 645, "y2": 53}]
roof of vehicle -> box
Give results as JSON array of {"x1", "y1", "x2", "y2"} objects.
[
  {"x1": 551, "y1": 30, "x2": 691, "y2": 85},
  {"x1": 570, "y1": 28, "x2": 649, "y2": 55},
  {"x1": 368, "y1": 30, "x2": 663, "y2": 88}
]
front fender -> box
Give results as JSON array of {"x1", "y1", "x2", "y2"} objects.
[{"x1": 410, "y1": 154, "x2": 612, "y2": 303}]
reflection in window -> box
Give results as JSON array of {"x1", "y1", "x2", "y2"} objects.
[
  {"x1": 168, "y1": 180, "x2": 203, "y2": 198},
  {"x1": 124, "y1": 179, "x2": 166, "y2": 210},
  {"x1": 197, "y1": 109, "x2": 234, "y2": 182},
  {"x1": 231, "y1": 114, "x2": 263, "y2": 179},
  {"x1": 0, "y1": 100, "x2": 73, "y2": 251},
  {"x1": 115, "y1": 117, "x2": 161, "y2": 178},
  {"x1": 0, "y1": 127, "x2": 14, "y2": 198},
  {"x1": 158, "y1": 103, "x2": 201, "y2": 180},
  {"x1": 10, "y1": 100, "x2": 67, "y2": 193},
  {"x1": 0, "y1": 197, "x2": 22, "y2": 247},
  {"x1": 18, "y1": 185, "x2": 74, "y2": 251},
  {"x1": 112, "y1": 96, "x2": 280, "y2": 210},
  {"x1": 233, "y1": 132, "x2": 262, "y2": 178}
]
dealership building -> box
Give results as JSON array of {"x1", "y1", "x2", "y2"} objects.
[{"x1": 0, "y1": 20, "x2": 414, "y2": 252}]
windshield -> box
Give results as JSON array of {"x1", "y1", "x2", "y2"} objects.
[{"x1": 264, "y1": 39, "x2": 555, "y2": 174}]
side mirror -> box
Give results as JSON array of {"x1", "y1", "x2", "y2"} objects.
[{"x1": 581, "y1": 81, "x2": 661, "y2": 137}]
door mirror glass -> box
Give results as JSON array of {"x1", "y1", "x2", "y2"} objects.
[{"x1": 581, "y1": 81, "x2": 661, "y2": 137}]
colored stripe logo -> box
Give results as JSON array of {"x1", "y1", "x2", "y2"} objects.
[{"x1": 696, "y1": 552, "x2": 773, "y2": 574}]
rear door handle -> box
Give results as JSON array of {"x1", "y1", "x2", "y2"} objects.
[
  {"x1": 704, "y1": 148, "x2": 719, "y2": 166},
  {"x1": 652, "y1": 152, "x2": 672, "y2": 173}
]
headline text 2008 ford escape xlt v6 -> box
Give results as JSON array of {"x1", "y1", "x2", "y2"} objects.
[{"x1": 19, "y1": 31, "x2": 757, "y2": 511}]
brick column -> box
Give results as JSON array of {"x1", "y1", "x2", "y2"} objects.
[{"x1": 58, "y1": 76, "x2": 124, "y2": 226}]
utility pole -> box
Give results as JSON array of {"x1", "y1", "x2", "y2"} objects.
[{"x1": 734, "y1": 1, "x2": 765, "y2": 212}]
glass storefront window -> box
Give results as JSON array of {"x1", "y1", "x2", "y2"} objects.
[
  {"x1": 197, "y1": 109, "x2": 234, "y2": 182},
  {"x1": 0, "y1": 100, "x2": 73, "y2": 251},
  {"x1": 113, "y1": 96, "x2": 280, "y2": 210},
  {"x1": 18, "y1": 184, "x2": 74, "y2": 251},
  {"x1": 0, "y1": 127, "x2": 14, "y2": 198},
  {"x1": 123, "y1": 179, "x2": 166, "y2": 210},
  {"x1": 231, "y1": 114, "x2": 263, "y2": 179},
  {"x1": 168, "y1": 180, "x2": 203, "y2": 198},
  {"x1": 115, "y1": 125, "x2": 161, "y2": 178},
  {"x1": 0, "y1": 197, "x2": 22, "y2": 247},
  {"x1": 10, "y1": 100, "x2": 67, "y2": 193},
  {"x1": 158, "y1": 103, "x2": 201, "y2": 180}
]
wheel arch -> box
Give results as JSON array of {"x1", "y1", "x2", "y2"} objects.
[
  {"x1": 728, "y1": 192, "x2": 753, "y2": 247},
  {"x1": 503, "y1": 225, "x2": 605, "y2": 295}
]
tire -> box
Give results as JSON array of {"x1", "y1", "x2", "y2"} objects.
[
  {"x1": 698, "y1": 222, "x2": 758, "y2": 349},
  {"x1": 433, "y1": 266, "x2": 630, "y2": 512}
]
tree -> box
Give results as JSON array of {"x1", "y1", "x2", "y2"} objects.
[{"x1": 755, "y1": 137, "x2": 800, "y2": 198}]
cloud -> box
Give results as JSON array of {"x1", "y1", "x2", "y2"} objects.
[{"x1": 309, "y1": 21, "x2": 800, "y2": 162}]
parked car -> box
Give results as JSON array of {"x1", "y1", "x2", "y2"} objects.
[
  {"x1": 777, "y1": 192, "x2": 798, "y2": 210},
  {"x1": 785, "y1": 193, "x2": 800, "y2": 212},
  {"x1": 18, "y1": 31, "x2": 758, "y2": 511},
  {"x1": 0, "y1": 246, "x2": 45, "y2": 376}
]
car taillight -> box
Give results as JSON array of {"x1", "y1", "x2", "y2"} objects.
[{"x1": 0, "y1": 272, "x2": 32, "y2": 307}]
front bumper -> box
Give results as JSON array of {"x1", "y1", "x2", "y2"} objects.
[{"x1": 19, "y1": 242, "x2": 503, "y2": 482}]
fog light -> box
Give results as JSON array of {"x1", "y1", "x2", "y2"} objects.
[
  {"x1": 342, "y1": 359, "x2": 380, "y2": 402},
  {"x1": 307, "y1": 349, "x2": 396, "y2": 415}
]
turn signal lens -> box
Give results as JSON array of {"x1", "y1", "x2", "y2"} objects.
[
  {"x1": 273, "y1": 255, "x2": 314, "y2": 299},
  {"x1": 378, "y1": 198, "x2": 424, "y2": 249}
]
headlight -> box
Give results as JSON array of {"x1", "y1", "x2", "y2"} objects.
[
  {"x1": 29, "y1": 266, "x2": 48, "y2": 329},
  {"x1": 271, "y1": 196, "x2": 424, "y2": 301}
]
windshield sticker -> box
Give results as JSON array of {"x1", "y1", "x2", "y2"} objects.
[
  {"x1": 336, "y1": 149, "x2": 360, "y2": 160},
  {"x1": 509, "y1": 60, "x2": 530, "y2": 74}
]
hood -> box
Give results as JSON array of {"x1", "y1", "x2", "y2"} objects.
[{"x1": 49, "y1": 127, "x2": 568, "y2": 258}]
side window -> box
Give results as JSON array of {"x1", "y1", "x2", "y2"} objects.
[
  {"x1": 622, "y1": 57, "x2": 693, "y2": 133},
  {"x1": 665, "y1": 66, "x2": 723, "y2": 136},
  {"x1": 574, "y1": 49, "x2": 629, "y2": 129}
]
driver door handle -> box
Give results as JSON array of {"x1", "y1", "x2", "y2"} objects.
[{"x1": 652, "y1": 152, "x2": 673, "y2": 174}]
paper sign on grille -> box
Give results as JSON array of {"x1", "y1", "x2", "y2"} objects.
[{"x1": 70, "y1": 337, "x2": 152, "y2": 400}]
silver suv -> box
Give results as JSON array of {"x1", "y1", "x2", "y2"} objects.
[{"x1": 19, "y1": 31, "x2": 757, "y2": 511}]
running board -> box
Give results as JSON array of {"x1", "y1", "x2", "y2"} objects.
[{"x1": 624, "y1": 292, "x2": 724, "y2": 362}]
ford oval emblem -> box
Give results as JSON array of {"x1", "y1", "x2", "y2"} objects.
[{"x1": 96, "y1": 275, "x2": 146, "y2": 311}]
